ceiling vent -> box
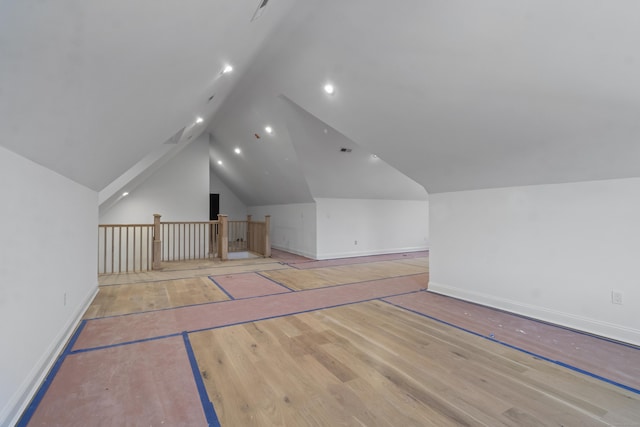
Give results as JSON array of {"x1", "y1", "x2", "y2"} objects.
[
  {"x1": 340, "y1": 148, "x2": 352, "y2": 153},
  {"x1": 163, "y1": 127, "x2": 186, "y2": 145},
  {"x1": 251, "y1": 0, "x2": 270, "y2": 22}
]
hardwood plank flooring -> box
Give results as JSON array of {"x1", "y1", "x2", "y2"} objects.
[
  {"x1": 84, "y1": 276, "x2": 229, "y2": 318},
  {"x1": 98, "y1": 258, "x2": 285, "y2": 286},
  {"x1": 189, "y1": 300, "x2": 640, "y2": 427},
  {"x1": 261, "y1": 259, "x2": 428, "y2": 291},
  {"x1": 24, "y1": 252, "x2": 640, "y2": 426}
]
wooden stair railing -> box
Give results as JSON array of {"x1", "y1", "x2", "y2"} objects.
[{"x1": 98, "y1": 213, "x2": 270, "y2": 274}]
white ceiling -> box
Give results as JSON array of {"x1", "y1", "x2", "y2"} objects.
[
  {"x1": 0, "y1": 0, "x2": 296, "y2": 191},
  {"x1": 3, "y1": 0, "x2": 640, "y2": 202}
]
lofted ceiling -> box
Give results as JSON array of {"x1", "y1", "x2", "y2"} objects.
[
  {"x1": 2, "y1": 1, "x2": 640, "y2": 202},
  {"x1": 0, "y1": 0, "x2": 297, "y2": 191}
]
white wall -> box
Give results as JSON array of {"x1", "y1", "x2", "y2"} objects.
[
  {"x1": 210, "y1": 170, "x2": 247, "y2": 220},
  {"x1": 99, "y1": 135, "x2": 210, "y2": 224},
  {"x1": 0, "y1": 146, "x2": 98, "y2": 426},
  {"x1": 248, "y1": 203, "x2": 317, "y2": 259},
  {"x1": 429, "y1": 178, "x2": 640, "y2": 346},
  {"x1": 315, "y1": 198, "x2": 429, "y2": 260}
]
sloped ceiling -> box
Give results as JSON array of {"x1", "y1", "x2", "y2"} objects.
[
  {"x1": 208, "y1": 0, "x2": 640, "y2": 197},
  {"x1": 280, "y1": 96, "x2": 427, "y2": 201},
  {"x1": 0, "y1": 0, "x2": 296, "y2": 191},
  {"x1": 3, "y1": 0, "x2": 640, "y2": 198}
]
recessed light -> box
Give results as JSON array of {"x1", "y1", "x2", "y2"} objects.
[
  {"x1": 217, "y1": 160, "x2": 223, "y2": 165},
  {"x1": 122, "y1": 192, "x2": 129, "y2": 197},
  {"x1": 265, "y1": 126, "x2": 273, "y2": 134},
  {"x1": 222, "y1": 64, "x2": 233, "y2": 74},
  {"x1": 195, "y1": 117, "x2": 204, "y2": 124},
  {"x1": 371, "y1": 154, "x2": 378, "y2": 159},
  {"x1": 324, "y1": 83, "x2": 335, "y2": 95},
  {"x1": 234, "y1": 147, "x2": 241, "y2": 154}
]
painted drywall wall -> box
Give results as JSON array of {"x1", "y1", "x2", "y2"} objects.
[
  {"x1": 248, "y1": 203, "x2": 317, "y2": 259},
  {"x1": 315, "y1": 198, "x2": 429, "y2": 260},
  {"x1": 99, "y1": 135, "x2": 210, "y2": 224},
  {"x1": 210, "y1": 169, "x2": 247, "y2": 220},
  {"x1": 429, "y1": 178, "x2": 640, "y2": 346},
  {"x1": 0, "y1": 146, "x2": 98, "y2": 426}
]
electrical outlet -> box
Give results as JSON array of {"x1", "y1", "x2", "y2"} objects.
[{"x1": 611, "y1": 291, "x2": 623, "y2": 305}]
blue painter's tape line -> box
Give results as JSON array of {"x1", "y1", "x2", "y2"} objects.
[
  {"x1": 182, "y1": 332, "x2": 221, "y2": 427},
  {"x1": 381, "y1": 299, "x2": 640, "y2": 396},
  {"x1": 69, "y1": 331, "x2": 183, "y2": 355},
  {"x1": 187, "y1": 289, "x2": 422, "y2": 335},
  {"x1": 256, "y1": 271, "x2": 295, "y2": 292},
  {"x1": 16, "y1": 320, "x2": 88, "y2": 427},
  {"x1": 207, "y1": 276, "x2": 235, "y2": 300},
  {"x1": 75, "y1": 289, "x2": 421, "y2": 354},
  {"x1": 64, "y1": 319, "x2": 88, "y2": 355},
  {"x1": 87, "y1": 271, "x2": 427, "y2": 321},
  {"x1": 425, "y1": 290, "x2": 640, "y2": 351}
]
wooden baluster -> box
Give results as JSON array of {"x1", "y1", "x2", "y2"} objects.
[{"x1": 125, "y1": 226, "x2": 129, "y2": 272}]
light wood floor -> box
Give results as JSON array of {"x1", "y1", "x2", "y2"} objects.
[
  {"x1": 261, "y1": 259, "x2": 428, "y2": 291},
  {"x1": 190, "y1": 300, "x2": 640, "y2": 426},
  {"x1": 84, "y1": 276, "x2": 230, "y2": 318},
  {"x1": 91, "y1": 257, "x2": 429, "y2": 316},
  {"x1": 97, "y1": 257, "x2": 283, "y2": 286},
  {"x1": 80, "y1": 253, "x2": 640, "y2": 426}
]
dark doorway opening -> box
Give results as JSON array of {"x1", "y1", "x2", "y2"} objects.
[{"x1": 209, "y1": 194, "x2": 220, "y2": 220}]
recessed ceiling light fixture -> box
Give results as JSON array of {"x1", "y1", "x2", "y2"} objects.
[
  {"x1": 265, "y1": 126, "x2": 273, "y2": 134},
  {"x1": 195, "y1": 117, "x2": 204, "y2": 124},
  {"x1": 222, "y1": 64, "x2": 233, "y2": 74},
  {"x1": 234, "y1": 147, "x2": 241, "y2": 154},
  {"x1": 371, "y1": 154, "x2": 378, "y2": 159},
  {"x1": 324, "y1": 83, "x2": 335, "y2": 95},
  {"x1": 217, "y1": 160, "x2": 223, "y2": 165},
  {"x1": 122, "y1": 191, "x2": 129, "y2": 197}
]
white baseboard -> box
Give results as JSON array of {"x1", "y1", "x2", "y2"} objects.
[
  {"x1": 1, "y1": 285, "x2": 99, "y2": 427},
  {"x1": 271, "y1": 244, "x2": 317, "y2": 260},
  {"x1": 428, "y1": 281, "x2": 640, "y2": 347},
  {"x1": 316, "y1": 246, "x2": 428, "y2": 261}
]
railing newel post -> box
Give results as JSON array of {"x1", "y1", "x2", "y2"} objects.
[
  {"x1": 152, "y1": 214, "x2": 162, "y2": 270},
  {"x1": 246, "y1": 215, "x2": 252, "y2": 252},
  {"x1": 218, "y1": 214, "x2": 228, "y2": 261},
  {"x1": 264, "y1": 215, "x2": 271, "y2": 258}
]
